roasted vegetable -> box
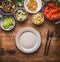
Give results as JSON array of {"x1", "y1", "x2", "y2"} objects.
[{"x1": 1, "y1": 0, "x2": 15, "y2": 13}]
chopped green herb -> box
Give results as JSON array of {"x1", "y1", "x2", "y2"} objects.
[
  {"x1": 15, "y1": 0, "x2": 24, "y2": 6},
  {"x1": 52, "y1": 0, "x2": 59, "y2": 6}
]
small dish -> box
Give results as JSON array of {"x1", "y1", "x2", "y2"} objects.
[
  {"x1": 0, "y1": 0, "x2": 16, "y2": 15},
  {"x1": 0, "y1": 16, "x2": 15, "y2": 31},
  {"x1": 14, "y1": 8, "x2": 28, "y2": 22},
  {"x1": 24, "y1": 0, "x2": 42, "y2": 14},
  {"x1": 16, "y1": 27, "x2": 41, "y2": 53},
  {"x1": 32, "y1": 12, "x2": 44, "y2": 25}
]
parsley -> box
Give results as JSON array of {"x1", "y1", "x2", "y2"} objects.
[{"x1": 52, "y1": 0, "x2": 59, "y2": 6}]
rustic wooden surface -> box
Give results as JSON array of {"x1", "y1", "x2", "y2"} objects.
[{"x1": 0, "y1": 14, "x2": 60, "y2": 62}]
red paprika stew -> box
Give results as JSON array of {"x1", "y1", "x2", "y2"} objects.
[{"x1": 43, "y1": 2, "x2": 60, "y2": 21}]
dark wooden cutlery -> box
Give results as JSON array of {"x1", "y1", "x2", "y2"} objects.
[{"x1": 44, "y1": 29, "x2": 53, "y2": 56}]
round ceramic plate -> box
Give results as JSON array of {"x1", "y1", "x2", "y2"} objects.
[
  {"x1": 16, "y1": 27, "x2": 41, "y2": 53},
  {"x1": 24, "y1": 0, "x2": 42, "y2": 13}
]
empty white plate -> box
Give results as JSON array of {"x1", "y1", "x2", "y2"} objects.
[{"x1": 16, "y1": 27, "x2": 41, "y2": 53}]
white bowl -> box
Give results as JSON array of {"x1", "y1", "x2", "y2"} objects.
[
  {"x1": 16, "y1": 27, "x2": 41, "y2": 53},
  {"x1": 24, "y1": 0, "x2": 42, "y2": 14},
  {"x1": 0, "y1": 16, "x2": 15, "y2": 31}
]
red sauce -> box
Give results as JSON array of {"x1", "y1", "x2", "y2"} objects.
[{"x1": 43, "y1": 2, "x2": 60, "y2": 21}]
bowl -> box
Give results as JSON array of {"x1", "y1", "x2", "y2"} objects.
[
  {"x1": 0, "y1": 16, "x2": 15, "y2": 31},
  {"x1": 14, "y1": 8, "x2": 28, "y2": 22},
  {"x1": 42, "y1": 1, "x2": 60, "y2": 22},
  {"x1": 32, "y1": 12, "x2": 44, "y2": 25},
  {"x1": 0, "y1": 0, "x2": 16, "y2": 15},
  {"x1": 24, "y1": 0, "x2": 42, "y2": 14}
]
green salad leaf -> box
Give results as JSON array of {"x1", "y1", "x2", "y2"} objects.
[
  {"x1": 2, "y1": 17, "x2": 13, "y2": 29},
  {"x1": 3, "y1": 22, "x2": 10, "y2": 29}
]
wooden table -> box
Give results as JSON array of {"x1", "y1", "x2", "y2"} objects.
[{"x1": 0, "y1": 14, "x2": 60, "y2": 62}]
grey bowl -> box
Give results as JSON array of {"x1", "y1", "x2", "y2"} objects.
[
  {"x1": 0, "y1": 0, "x2": 17, "y2": 16},
  {"x1": 0, "y1": 16, "x2": 15, "y2": 31}
]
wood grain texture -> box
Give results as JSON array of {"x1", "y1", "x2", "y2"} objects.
[{"x1": 0, "y1": 14, "x2": 60, "y2": 62}]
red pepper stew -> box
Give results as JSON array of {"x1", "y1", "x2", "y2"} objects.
[{"x1": 43, "y1": 2, "x2": 60, "y2": 21}]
